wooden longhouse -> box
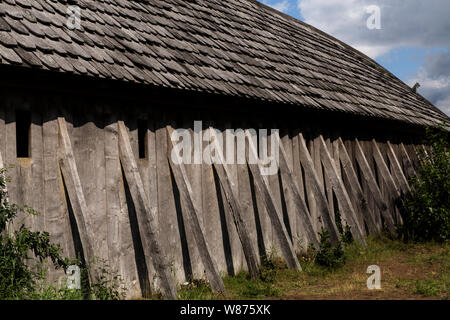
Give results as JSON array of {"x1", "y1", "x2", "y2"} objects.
[{"x1": 0, "y1": 0, "x2": 448, "y2": 298}]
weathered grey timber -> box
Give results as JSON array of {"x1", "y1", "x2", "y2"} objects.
[
  {"x1": 208, "y1": 127, "x2": 260, "y2": 279},
  {"x1": 276, "y1": 133, "x2": 319, "y2": 247},
  {"x1": 337, "y1": 138, "x2": 380, "y2": 235},
  {"x1": 318, "y1": 135, "x2": 367, "y2": 245},
  {"x1": 245, "y1": 130, "x2": 301, "y2": 271},
  {"x1": 57, "y1": 117, "x2": 98, "y2": 283},
  {"x1": 386, "y1": 141, "x2": 411, "y2": 194},
  {"x1": 298, "y1": 133, "x2": 340, "y2": 244},
  {"x1": 118, "y1": 121, "x2": 178, "y2": 299},
  {"x1": 399, "y1": 143, "x2": 417, "y2": 177},
  {"x1": 166, "y1": 125, "x2": 226, "y2": 294}
]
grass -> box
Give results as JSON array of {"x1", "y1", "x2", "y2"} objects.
[{"x1": 176, "y1": 238, "x2": 449, "y2": 300}]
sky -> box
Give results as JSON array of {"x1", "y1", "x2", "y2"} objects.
[{"x1": 260, "y1": 0, "x2": 450, "y2": 116}]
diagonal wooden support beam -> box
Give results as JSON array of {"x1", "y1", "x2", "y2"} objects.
[
  {"x1": 297, "y1": 133, "x2": 340, "y2": 244},
  {"x1": 318, "y1": 136, "x2": 367, "y2": 245},
  {"x1": 275, "y1": 133, "x2": 319, "y2": 247},
  {"x1": 386, "y1": 141, "x2": 410, "y2": 194},
  {"x1": 208, "y1": 127, "x2": 260, "y2": 278},
  {"x1": 244, "y1": 130, "x2": 302, "y2": 270},
  {"x1": 354, "y1": 139, "x2": 396, "y2": 234},
  {"x1": 399, "y1": 143, "x2": 416, "y2": 178},
  {"x1": 0, "y1": 151, "x2": 9, "y2": 213},
  {"x1": 371, "y1": 140, "x2": 404, "y2": 225},
  {"x1": 166, "y1": 125, "x2": 226, "y2": 293},
  {"x1": 371, "y1": 140, "x2": 401, "y2": 199},
  {"x1": 57, "y1": 117, "x2": 98, "y2": 284},
  {"x1": 337, "y1": 138, "x2": 381, "y2": 235},
  {"x1": 118, "y1": 121, "x2": 178, "y2": 300}
]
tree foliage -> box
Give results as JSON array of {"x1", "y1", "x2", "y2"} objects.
[
  {"x1": 0, "y1": 168, "x2": 68, "y2": 299},
  {"x1": 399, "y1": 123, "x2": 450, "y2": 243}
]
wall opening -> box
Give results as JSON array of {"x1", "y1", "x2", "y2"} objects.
[
  {"x1": 16, "y1": 110, "x2": 31, "y2": 158},
  {"x1": 137, "y1": 119, "x2": 147, "y2": 159}
]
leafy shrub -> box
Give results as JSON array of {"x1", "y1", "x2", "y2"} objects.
[
  {"x1": 0, "y1": 168, "x2": 126, "y2": 300},
  {"x1": 310, "y1": 228, "x2": 346, "y2": 269},
  {"x1": 399, "y1": 123, "x2": 449, "y2": 243},
  {"x1": 88, "y1": 259, "x2": 127, "y2": 300},
  {"x1": 334, "y1": 210, "x2": 354, "y2": 245},
  {"x1": 0, "y1": 168, "x2": 68, "y2": 299},
  {"x1": 259, "y1": 250, "x2": 278, "y2": 283}
]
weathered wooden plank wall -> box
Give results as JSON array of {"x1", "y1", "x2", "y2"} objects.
[{"x1": 0, "y1": 92, "x2": 427, "y2": 299}]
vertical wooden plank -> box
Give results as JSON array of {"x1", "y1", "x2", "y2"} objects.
[
  {"x1": 298, "y1": 133, "x2": 340, "y2": 244},
  {"x1": 236, "y1": 124, "x2": 262, "y2": 261},
  {"x1": 372, "y1": 140, "x2": 402, "y2": 199},
  {"x1": 399, "y1": 142, "x2": 416, "y2": 178},
  {"x1": 200, "y1": 121, "x2": 228, "y2": 274},
  {"x1": 71, "y1": 105, "x2": 108, "y2": 261},
  {"x1": 318, "y1": 135, "x2": 366, "y2": 244},
  {"x1": 291, "y1": 130, "x2": 308, "y2": 251},
  {"x1": 386, "y1": 141, "x2": 410, "y2": 194},
  {"x1": 337, "y1": 138, "x2": 381, "y2": 235},
  {"x1": 280, "y1": 131, "x2": 298, "y2": 247},
  {"x1": 104, "y1": 111, "x2": 140, "y2": 298},
  {"x1": 118, "y1": 121, "x2": 178, "y2": 299},
  {"x1": 245, "y1": 129, "x2": 301, "y2": 270},
  {"x1": 267, "y1": 127, "x2": 284, "y2": 255},
  {"x1": 250, "y1": 124, "x2": 272, "y2": 255},
  {"x1": 354, "y1": 139, "x2": 396, "y2": 234},
  {"x1": 43, "y1": 106, "x2": 73, "y2": 263},
  {"x1": 304, "y1": 134, "x2": 320, "y2": 234},
  {"x1": 167, "y1": 125, "x2": 226, "y2": 293},
  {"x1": 208, "y1": 127, "x2": 260, "y2": 278},
  {"x1": 223, "y1": 122, "x2": 245, "y2": 273},
  {"x1": 277, "y1": 133, "x2": 319, "y2": 248},
  {"x1": 0, "y1": 98, "x2": 5, "y2": 170},
  {"x1": 28, "y1": 106, "x2": 45, "y2": 233},
  {"x1": 155, "y1": 116, "x2": 186, "y2": 283},
  {"x1": 58, "y1": 117, "x2": 98, "y2": 283},
  {"x1": 324, "y1": 136, "x2": 335, "y2": 216},
  {"x1": 5, "y1": 103, "x2": 19, "y2": 229},
  {"x1": 180, "y1": 117, "x2": 203, "y2": 280}
]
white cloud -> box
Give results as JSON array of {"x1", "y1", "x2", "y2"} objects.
[
  {"x1": 408, "y1": 51, "x2": 450, "y2": 116},
  {"x1": 263, "y1": 0, "x2": 290, "y2": 13},
  {"x1": 297, "y1": 0, "x2": 450, "y2": 59},
  {"x1": 297, "y1": 0, "x2": 450, "y2": 114}
]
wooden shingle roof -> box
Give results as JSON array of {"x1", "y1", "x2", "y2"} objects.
[{"x1": 0, "y1": 0, "x2": 448, "y2": 127}]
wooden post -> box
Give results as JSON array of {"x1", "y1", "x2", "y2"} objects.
[
  {"x1": 318, "y1": 136, "x2": 367, "y2": 245},
  {"x1": 244, "y1": 129, "x2": 302, "y2": 270},
  {"x1": 57, "y1": 117, "x2": 98, "y2": 284},
  {"x1": 166, "y1": 125, "x2": 226, "y2": 293},
  {"x1": 354, "y1": 139, "x2": 396, "y2": 234},
  {"x1": 208, "y1": 127, "x2": 260, "y2": 278},
  {"x1": 337, "y1": 138, "x2": 381, "y2": 235},
  {"x1": 386, "y1": 141, "x2": 410, "y2": 194},
  {"x1": 298, "y1": 133, "x2": 340, "y2": 244},
  {"x1": 371, "y1": 140, "x2": 401, "y2": 199},
  {"x1": 117, "y1": 121, "x2": 178, "y2": 300},
  {"x1": 275, "y1": 133, "x2": 319, "y2": 246},
  {"x1": 292, "y1": 130, "x2": 309, "y2": 251},
  {"x1": 0, "y1": 151, "x2": 7, "y2": 205},
  {"x1": 399, "y1": 143, "x2": 416, "y2": 178}
]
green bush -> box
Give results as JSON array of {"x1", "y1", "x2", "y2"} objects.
[
  {"x1": 310, "y1": 228, "x2": 346, "y2": 269},
  {"x1": 88, "y1": 259, "x2": 127, "y2": 300},
  {"x1": 0, "y1": 168, "x2": 126, "y2": 300},
  {"x1": 0, "y1": 168, "x2": 68, "y2": 299},
  {"x1": 399, "y1": 123, "x2": 450, "y2": 243}
]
